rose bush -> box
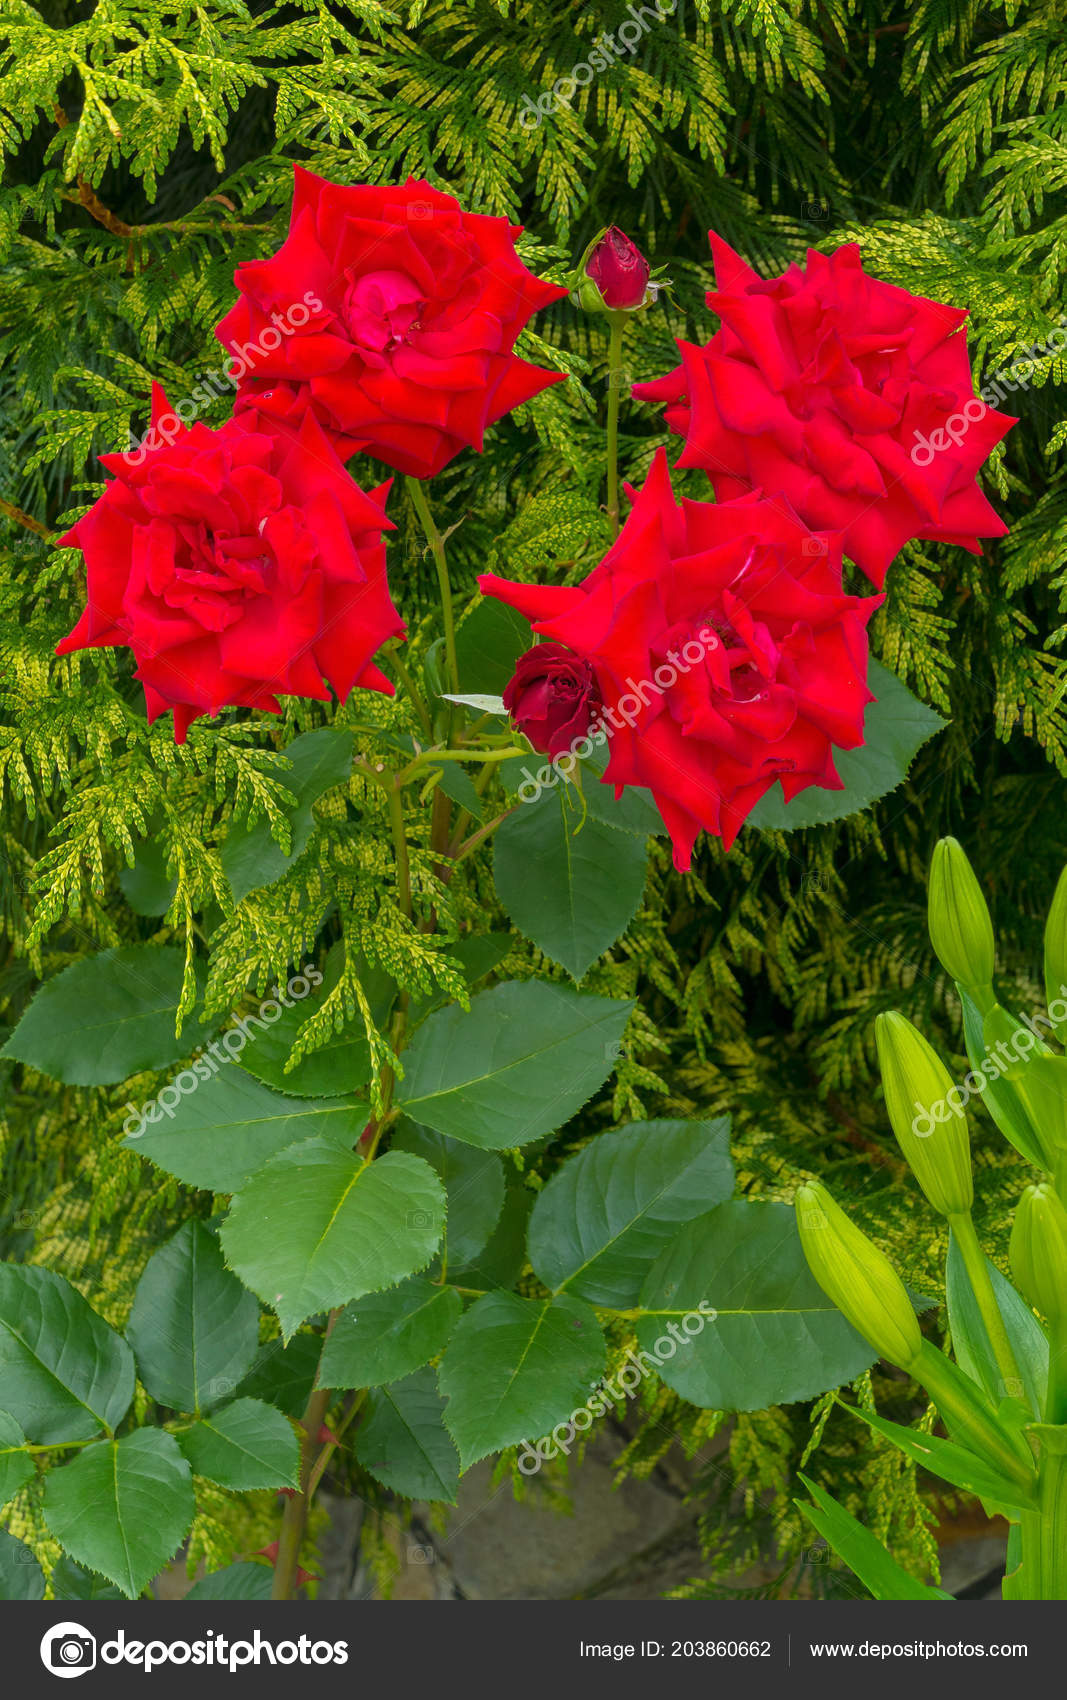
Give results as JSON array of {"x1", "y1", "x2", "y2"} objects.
[{"x1": 6, "y1": 152, "x2": 1032, "y2": 1609}]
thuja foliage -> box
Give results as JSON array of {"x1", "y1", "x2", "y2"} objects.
[{"x1": 0, "y1": 0, "x2": 1065, "y2": 1601}]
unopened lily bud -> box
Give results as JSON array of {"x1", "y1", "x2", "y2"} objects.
[
  {"x1": 796, "y1": 1181, "x2": 922, "y2": 1369},
  {"x1": 875, "y1": 1011, "x2": 973, "y2": 1217},
  {"x1": 928, "y1": 837, "x2": 996, "y2": 995},
  {"x1": 1010, "y1": 1183, "x2": 1067, "y2": 1326},
  {"x1": 1043, "y1": 865, "x2": 1067, "y2": 1044}
]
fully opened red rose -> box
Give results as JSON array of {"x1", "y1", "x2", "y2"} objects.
[
  {"x1": 216, "y1": 169, "x2": 568, "y2": 481},
  {"x1": 56, "y1": 386, "x2": 402, "y2": 741},
  {"x1": 481, "y1": 450, "x2": 882, "y2": 869},
  {"x1": 633, "y1": 235, "x2": 1016, "y2": 588}
]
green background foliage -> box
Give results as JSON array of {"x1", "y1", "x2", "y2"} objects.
[{"x1": 2, "y1": 0, "x2": 1065, "y2": 1598}]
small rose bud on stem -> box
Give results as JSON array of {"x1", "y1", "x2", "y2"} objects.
[
  {"x1": 577, "y1": 227, "x2": 654, "y2": 313},
  {"x1": 570, "y1": 226, "x2": 665, "y2": 538}
]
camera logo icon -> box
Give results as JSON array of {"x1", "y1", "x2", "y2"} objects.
[{"x1": 40, "y1": 1622, "x2": 97, "y2": 1679}]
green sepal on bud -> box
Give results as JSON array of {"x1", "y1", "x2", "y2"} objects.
[
  {"x1": 928, "y1": 837, "x2": 996, "y2": 999},
  {"x1": 875, "y1": 1011, "x2": 973, "y2": 1217},
  {"x1": 795, "y1": 1181, "x2": 922, "y2": 1370},
  {"x1": 1010, "y1": 1183, "x2": 1067, "y2": 1326}
]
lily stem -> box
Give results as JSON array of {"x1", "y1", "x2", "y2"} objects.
[{"x1": 950, "y1": 1211, "x2": 1024, "y2": 1399}]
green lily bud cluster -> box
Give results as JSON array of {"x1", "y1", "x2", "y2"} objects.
[
  {"x1": 875, "y1": 1011, "x2": 973, "y2": 1217},
  {"x1": 795, "y1": 1181, "x2": 922, "y2": 1370},
  {"x1": 1010, "y1": 1184, "x2": 1067, "y2": 1327},
  {"x1": 928, "y1": 836, "x2": 996, "y2": 996}
]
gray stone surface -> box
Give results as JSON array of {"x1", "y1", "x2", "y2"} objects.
[{"x1": 430, "y1": 1435, "x2": 704, "y2": 1600}]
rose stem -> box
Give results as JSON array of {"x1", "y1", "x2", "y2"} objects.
[
  {"x1": 406, "y1": 476, "x2": 459, "y2": 695},
  {"x1": 605, "y1": 313, "x2": 626, "y2": 537}
]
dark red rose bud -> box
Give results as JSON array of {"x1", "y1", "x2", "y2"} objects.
[
  {"x1": 584, "y1": 227, "x2": 651, "y2": 310},
  {"x1": 503, "y1": 643, "x2": 601, "y2": 760}
]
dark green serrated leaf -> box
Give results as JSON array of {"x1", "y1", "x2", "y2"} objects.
[
  {"x1": 185, "y1": 1562, "x2": 274, "y2": 1601},
  {"x1": 237, "y1": 944, "x2": 394, "y2": 1100},
  {"x1": 528, "y1": 1117, "x2": 735, "y2": 1307},
  {"x1": 0, "y1": 1410, "x2": 33, "y2": 1508},
  {"x1": 0, "y1": 1529, "x2": 43, "y2": 1600},
  {"x1": 455, "y1": 596, "x2": 531, "y2": 696},
  {"x1": 438, "y1": 1291, "x2": 606, "y2": 1469},
  {"x1": 0, "y1": 1265, "x2": 134, "y2": 1443},
  {"x1": 392, "y1": 1120, "x2": 505, "y2": 1268},
  {"x1": 449, "y1": 1181, "x2": 532, "y2": 1292},
  {"x1": 635, "y1": 1200, "x2": 876, "y2": 1411},
  {"x1": 355, "y1": 1368, "x2": 460, "y2": 1503},
  {"x1": 43, "y1": 1430, "x2": 195, "y2": 1600},
  {"x1": 236, "y1": 1334, "x2": 322, "y2": 1419},
  {"x1": 0, "y1": 946, "x2": 216, "y2": 1086},
  {"x1": 126, "y1": 1220, "x2": 259, "y2": 1414},
  {"x1": 118, "y1": 837, "x2": 178, "y2": 917},
  {"x1": 433, "y1": 762, "x2": 483, "y2": 821},
  {"x1": 176, "y1": 1398, "x2": 299, "y2": 1490},
  {"x1": 397, "y1": 981, "x2": 633, "y2": 1149},
  {"x1": 126, "y1": 1063, "x2": 363, "y2": 1193},
  {"x1": 49, "y1": 1556, "x2": 123, "y2": 1601},
  {"x1": 494, "y1": 784, "x2": 648, "y2": 980},
  {"x1": 221, "y1": 1142, "x2": 446, "y2": 1338},
  {"x1": 747, "y1": 661, "x2": 946, "y2": 831},
  {"x1": 583, "y1": 742, "x2": 665, "y2": 837},
  {"x1": 320, "y1": 1277, "x2": 462, "y2": 1390}
]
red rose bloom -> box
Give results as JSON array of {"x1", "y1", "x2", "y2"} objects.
[
  {"x1": 633, "y1": 234, "x2": 1016, "y2": 588},
  {"x1": 56, "y1": 385, "x2": 402, "y2": 741},
  {"x1": 480, "y1": 450, "x2": 882, "y2": 869},
  {"x1": 230, "y1": 378, "x2": 368, "y2": 464},
  {"x1": 503, "y1": 643, "x2": 601, "y2": 758},
  {"x1": 585, "y1": 227, "x2": 651, "y2": 310},
  {"x1": 216, "y1": 169, "x2": 568, "y2": 481}
]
